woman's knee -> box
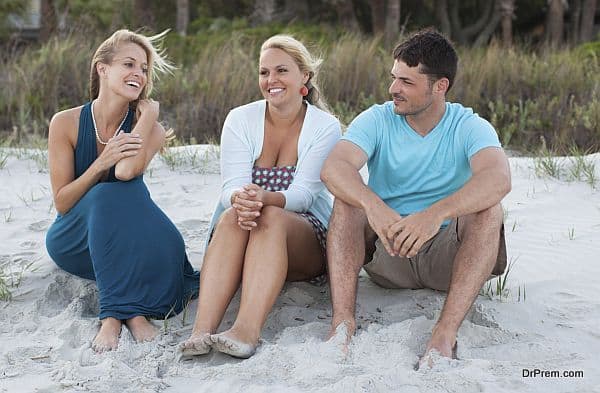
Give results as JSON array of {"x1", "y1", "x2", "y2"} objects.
[
  {"x1": 217, "y1": 207, "x2": 239, "y2": 226},
  {"x1": 213, "y1": 207, "x2": 246, "y2": 236},
  {"x1": 254, "y1": 206, "x2": 287, "y2": 231}
]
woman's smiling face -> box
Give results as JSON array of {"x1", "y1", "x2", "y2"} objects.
[{"x1": 258, "y1": 47, "x2": 308, "y2": 108}]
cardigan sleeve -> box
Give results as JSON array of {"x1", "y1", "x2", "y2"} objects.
[
  {"x1": 281, "y1": 118, "x2": 341, "y2": 212},
  {"x1": 219, "y1": 110, "x2": 254, "y2": 209}
]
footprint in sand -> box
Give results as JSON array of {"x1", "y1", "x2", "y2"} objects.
[
  {"x1": 36, "y1": 274, "x2": 98, "y2": 318},
  {"x1": 177, "y1": 219, "x2": 210, "y2": 241},
  {"x1": 28, "y1": 219, "x2": 53, "y2": 232},
  {"x1": 19, "y1": 240, "x2": 38, "y2": 249},
  {"x1": 466, "y1": 304, "x2": 500, "y2": 329}
]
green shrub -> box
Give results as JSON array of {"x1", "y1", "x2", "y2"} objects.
[{"x1": 1, "y1": 27, "x2": 598, "y2": 152}]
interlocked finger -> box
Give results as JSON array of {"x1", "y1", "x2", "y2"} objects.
[
  {"x1": 235, "y1": 208, "x2": 260, "y2": 219},
  {"x1": 393, "y1": 229, "x2": 411, "y2": 254},
  {"x1": 400, "y1": 233, "x2": 419, "y2": 257}
]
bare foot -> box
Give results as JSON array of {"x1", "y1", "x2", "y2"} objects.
[
  {"x1": 180, "y1": 332, "x2": 212, "y2": 357},
  {"x1": 92, "y1": 317, "x2": 122, "y2": 353},
  {"x1": 416, "y1": 330, "x2": 457, "y2": 370},
  {"x1": 326, "y1": 319, "x2": 354, "y2": 355},
  {"x1": 210, "y1": 328, "x2": 258, "y2": 359},
  {"x1": 125, "y1": 316, "x2": 158, "y2": 343}
]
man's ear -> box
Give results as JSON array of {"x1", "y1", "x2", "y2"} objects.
[{"x1": 436, "y1": 78, "x2": 450, "y2": 95}]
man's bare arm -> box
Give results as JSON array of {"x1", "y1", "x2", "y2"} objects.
[
  {"x1": 321, "y1": 140, "x2": 400, "y2": 255},
  {"x1": 389, "y1": 147, "x2": 511, "y2": 257},
  {"x1": 429, "y1": 147, "x2": 511, "y2": 220}
]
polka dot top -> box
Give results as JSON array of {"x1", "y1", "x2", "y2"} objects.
[{"x1": 252, "y1": 165, "x2": 296, "y2": 192}]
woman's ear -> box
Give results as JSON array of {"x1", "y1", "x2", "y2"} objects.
[
  {"x1": 303, "y1": 71, "x2": 310, "y2": 85},
  {"x1": 96, "y1": 62, "x2": 108, "y2": 78}
]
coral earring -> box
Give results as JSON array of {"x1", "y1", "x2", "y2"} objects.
[{"x1": 300, "y1": 86, "x2": 309, "y2": 96}]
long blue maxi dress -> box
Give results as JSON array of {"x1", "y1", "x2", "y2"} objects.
[{"x1": 46, "y1": 102, "x2": 199, "y2": 320}]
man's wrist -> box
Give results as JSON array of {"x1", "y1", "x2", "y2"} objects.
[{"x1": 427, "y1": 203, "x2": 449, "y2": 223}]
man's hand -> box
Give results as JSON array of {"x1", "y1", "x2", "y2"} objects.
[
  {"x1": 387, "y1": 209, "x2": 444, "y2": 258},
  {"x1": 364, "y1": 200, "x2": 403, "y2": 256}
]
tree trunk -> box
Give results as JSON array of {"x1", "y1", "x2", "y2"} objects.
[
  {"x1": 500, "y1": 0, "x2": 515, "y2": 47},
  {"x1": 449, "y1": 0, "x2": 466, "y2": 43},
  {"x1": 250, "y1": 0, "x2": 276, "y2": 24},
  {"x1": 176, "y1": 0, "x2": 189, "y2": 36},
  {"x1": 333, "y1": 0, "x2": 360, "y2": 31},
  {"x1": 40, "y1": 0, "x2": 57, "y2": 41},
  {"x1": 462, "y1": 0, "x2": 495, "y2": 41},
  {"x1": 435, "y1": 0, "x2": 452, "y2": 38},
  {"x1": 579, "y1": 0, "x2": 598, "y2": 42},
  {"x1": 282, "y1": 0, "x2": 310, "y2": 22},
  {"x1": 132, "y1": 0, "x2": 155, "y2": 31},
  {"x1": 546, "y1": 0, "x2": 565, "y2": 46},
  {"x1": 473, "y1": 0, "x2": 502, "y2": 47},
  {"x1": 384, "y1": 0, "x2": 401, "y2": 47},
  {"x1": 569, "y1": 0, "x2": 582, "y2": 44},
  {"x1": 370, "y1": 0, "x2": 386, "y2": 35}
]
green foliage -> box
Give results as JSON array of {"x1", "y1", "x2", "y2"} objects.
[
  {"x1": 567, "y1": 145, "x2": 597, "y2": 188},
  {"x1": 455, "y1": 43, "x2": 599, "y2": 152},
  {"x1": 0, "y1": 0, "x2": 27, "y2": 39},
  {"x1": 0, "y1": 257, "x2": 38, "y2": 301},
  {"x1": 1, "y1": 27, "x2": 599, "y2": 152},
  {"x1": 575, "y1": 40, "x2": 600, "y2": 63},
  {"x1": 0, "y1": 150, "x2": 7, "y2": 169},
  {"x1": 481, "y1": 257, "x2": 524, "y2": 301}
]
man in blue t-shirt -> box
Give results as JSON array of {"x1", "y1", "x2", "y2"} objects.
[{"x1": 321, "y1": 29, "x2": 511, "y2": 368}]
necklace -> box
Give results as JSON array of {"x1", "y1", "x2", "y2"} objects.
[{"x1": 91, "y1": 100, "x2": 129, "y2": 145}]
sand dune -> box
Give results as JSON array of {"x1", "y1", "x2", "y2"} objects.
[{"x1": 0, "y1": 146, "x2": 598, "y2": 393}]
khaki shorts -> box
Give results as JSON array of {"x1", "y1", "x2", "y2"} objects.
[{"x1": 363, "y1": 219, "x2": 507, "y2": 291}]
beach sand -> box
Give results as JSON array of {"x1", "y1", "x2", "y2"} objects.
[{"x1": 1, "y1": 146, "x2": 599, "y2": 393}]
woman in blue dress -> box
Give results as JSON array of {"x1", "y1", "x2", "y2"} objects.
[{"x1": 45, "y1": 29, "x2": 199, "y2": 352}]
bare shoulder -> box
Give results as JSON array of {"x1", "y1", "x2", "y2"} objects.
[{"x1": 49, "y1": 106, "x2": 84, "y2": 143}]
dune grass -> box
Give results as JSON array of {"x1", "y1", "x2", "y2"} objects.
[{"x1": 1, "y1": 28, "x2": 598, "y2": 153}]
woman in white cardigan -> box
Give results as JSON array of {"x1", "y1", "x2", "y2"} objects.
[{"x1": 181, "y1": 35, "x2": 341, "y2": 358}]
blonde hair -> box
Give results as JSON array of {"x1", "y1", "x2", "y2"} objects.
[
  {"x1": 90, "y1": 29, "x2": 176, "y2": 143},
  {"x1": 260, "y1": 35, "x2": 331, "y2": 113}
]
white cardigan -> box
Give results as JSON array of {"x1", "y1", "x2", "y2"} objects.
[{"x1": 207, "y1": 100, "x2": 341, "y2": 243}]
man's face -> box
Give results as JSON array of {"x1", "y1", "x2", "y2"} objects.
[{"x1": 388, "y1": 60, "x2": 435, "y2": 116}]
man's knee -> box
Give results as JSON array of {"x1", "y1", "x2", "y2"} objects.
[
  {"x1": 459, "y1": 204, "x2": 503, "y2": 240},
  {"x1": 331, "y1": 198, "x2": 367, "y2": 225},
  {"x1": 475, "y1": 204, "x2": 504, "y2": 227}
]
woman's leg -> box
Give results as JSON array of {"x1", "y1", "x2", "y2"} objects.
[
  {"x1": 182, "y1": 208, "x2": 251, "y2": 353},
  {"x1": 212, "y1": 206, "x2": 324, "y2": 357},
  {"x1": 46, "y1": 189, "x2": 126, "y2": 351}
]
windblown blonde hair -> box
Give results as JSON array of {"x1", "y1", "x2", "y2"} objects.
[
  {"x1": 260, "y1": 35, "x2": 331, "y2": 113},
  {"x1": 89, "y1": 29, "x2": 176, "y2": 144}
]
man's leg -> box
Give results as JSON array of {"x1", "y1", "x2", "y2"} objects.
[
  {"x1": 425, "y1": 203, "x2": 504, "y2": 358},
  {"x1": 327, "y1": 199, "x2": 375, "y2": 339}
]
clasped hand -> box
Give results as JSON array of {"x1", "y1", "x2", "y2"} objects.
[
  {"x1": 386, "y1": 210, "x2": 443, "y2": 258},
  {"x1": 232, "y1": 184, "x2": 265, "y2": 230},
  {"x1": 367, "y1": 203, "x2": 443, "y2": 258}
]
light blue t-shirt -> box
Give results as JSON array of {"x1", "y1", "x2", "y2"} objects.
[{"x1": 342, "y1": 101, "x2": 501, "y2": 219}]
